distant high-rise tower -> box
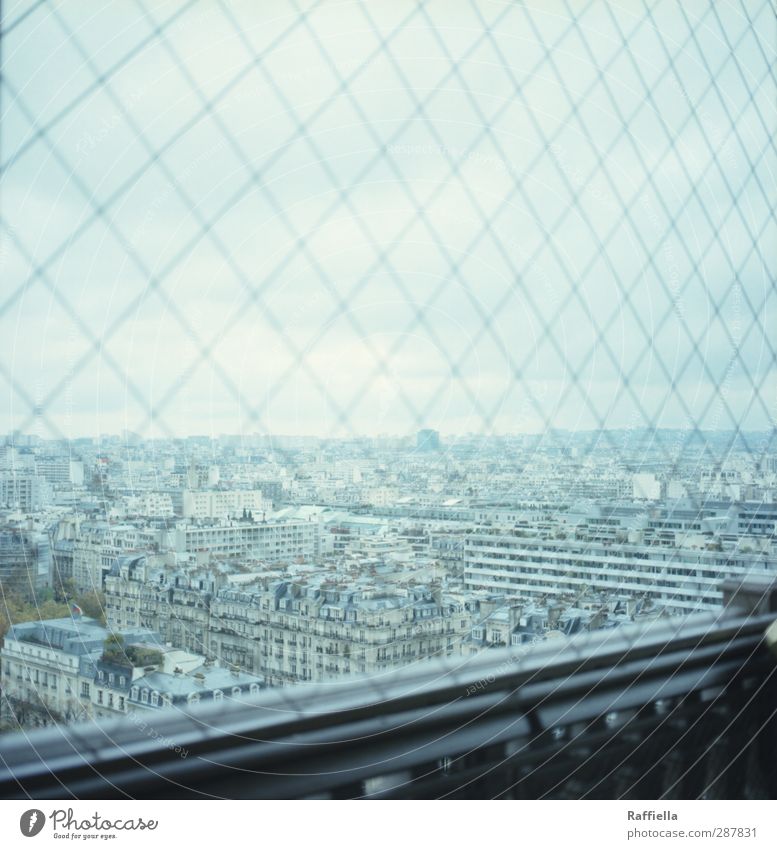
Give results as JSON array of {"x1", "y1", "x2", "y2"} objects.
[{"x1": 416, "y1": 429, "x2": 440, "y2": 451}]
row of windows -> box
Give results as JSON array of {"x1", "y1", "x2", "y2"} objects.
[
  {"x1": 126, "y1": 683, "x2": 261, "y2": 704},
  {"x1": 97, "y1": 670, "x2": 127, "y2": 687},
  {"x1": 96, "y1": 690, "x2": 125, "y2": 710}
]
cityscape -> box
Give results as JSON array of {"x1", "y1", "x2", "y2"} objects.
[
  {"x1": 1, "y1": 426, "x2": 775, "y2": 730},
  {"x1": 1, "y1": 0, "x2": 775, "y2": 816}
]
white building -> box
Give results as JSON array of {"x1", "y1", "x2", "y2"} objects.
[
  {"x1": 182, "y1": 489, "x2": 267, "y2": 520},
  {"x1": 633, "y1": 472, "x2": 661, "y2": 500},
  {"x1": 0, "y1": 473, "x2": 53, "y2": 511},
  {"x1": 463, "y1": 529, "x2": 777, "y2": 614}
]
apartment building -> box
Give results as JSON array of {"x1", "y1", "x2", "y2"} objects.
[
  {"x1": 209, "y1": 580, "x2": 471, "y2": 685},
  {"x1": 0, "y1": 473, "x2": 52, "y2": 512},
  {"x1": 121, "y1": 491, "x2": 175, "y2": 518},
  {"x1": 182, "y1": 489, "x2": 267, "y2": 520},
  {"x1": 71, "y1": 521, "x2": 142, "y2": 592},
  {"x1": 34, "y1": 457, "x2": 85, "y2": 487},
  {"x1": 86, "y1": 642, "x2": 263, "y2": 720},
  {"x1": 173, "y1": 516, "x2": 321, "y2": 563},
  {"x1": 105, "y1": 561, "x2": 475, "y2": 686},
  {"x1": 0, "y1": 526, "x2": 52, "y2": 594},
  {"x1": 463, "y1": 529, "x2": 777, "y2": 614},
  {"x1": 0, "y1": 617, "x2": 155, "y2": 725}
]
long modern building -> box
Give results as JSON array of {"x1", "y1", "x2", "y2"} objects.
[
  {"x1": 463, "y1": 529, "x2": 777, "y2": 614},
  {"x1": 172, "y1": 516, "x2": 322, "y2": 563}
]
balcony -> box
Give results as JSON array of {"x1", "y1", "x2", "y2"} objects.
[{"x1": 1, "y1": 579, "x2": 776, "y2": 799}]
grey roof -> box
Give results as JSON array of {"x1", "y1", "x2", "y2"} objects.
[
  {"x1": 7, "y1": 617, "x2": 163, "y2": 657},
  {"x1": 8, "y1": 616, "x2": 109, "y2": 654},
  {"x1": 132, "y1": 665, "x2": 263, "y2": 698}
]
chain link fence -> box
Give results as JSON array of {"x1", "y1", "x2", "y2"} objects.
[
  {"x1": 1, "y1": 0, "x2": 774, "y2": 465},
  {"x1": 1, "y1": 0, "x2": 777, "y2": 803}
]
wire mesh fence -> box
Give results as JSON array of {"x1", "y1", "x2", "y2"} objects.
[
  {"x1": 1, "y1": 0, "x2": 777, "y2": 803},
  {"x1": 1, "y1": 0, "x2": 774, "y2": 468}
]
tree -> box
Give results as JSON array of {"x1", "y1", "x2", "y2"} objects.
[
  {"x1": 53, "y1": 576, "x2": 76, "y2": 604},
  {"x1": 0, "y1": 593, "x2": 69, "y2": 641},
  {"x1": 75, "y1": 590, "x2": 107, "y2": 625},
  {"x1": 126, "y1": 646, "x2": 163, "y2": 667},
  {"x1": 101, "y1": 633, "x2": 127, "y2": 664},
  {"x1": 0, "y1": 584, "x2": 108, "y2": 642},
  {"x1": 101, "y1": 634, "x2": 162, "y2": 669}
]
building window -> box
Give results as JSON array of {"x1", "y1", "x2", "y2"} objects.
[
  {"x1": 119, "y1": 696, "x2": 125, "y2": 711},
  {"x1": 119, "y1": 676, "x2": 126, "y2": 687},
  {"x1": 213, "y1": 689, "x2": 223, "y2": 701},
  {"x1": 130, "y1": 686, "x2": 139, "y2": 700},
  {"x1": 108, "y1": 673, "x2": 115, "y2": 685},
  {"x1": 81, "y1": 682, "x2": 90, "y2": 697},
  {"x1": 151, "y1": 691, "x2": 159, "y2": 707},
  {"x1": 108, "y1": 693, "x2": 114, "y2": 708},
  {"x1": 97, "y1": 690, "x2": 103, "y2": 705}
]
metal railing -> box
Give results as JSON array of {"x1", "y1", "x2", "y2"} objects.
[{"x1": 1, "y1": 579, "x2": 776, "y2": 799}]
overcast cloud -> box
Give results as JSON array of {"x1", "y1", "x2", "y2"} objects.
[{"x1": 1, "y1": 0, "x2": 775, "y2": 438}]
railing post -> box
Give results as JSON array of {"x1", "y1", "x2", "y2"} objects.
[{"x1": 719, "y1": 579, "x2": 777, "y2": 617}]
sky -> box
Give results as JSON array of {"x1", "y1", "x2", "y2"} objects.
[{"x1": 1, "y1": 0, "x2": 775, "y2": 439}]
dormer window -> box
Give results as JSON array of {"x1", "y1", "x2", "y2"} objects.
[
  {"x1": 188, "y1": 693, "x2": 200, "y2": 705},
  {"x1": 119, "y1": 676, "x2": 126, "y2": 687},
  {"x1": 151, "y1": 691, "x2": 159, "y2": 706},
  {"x1": 213, "y1": 689, "x2": 223, "y2": 702},
  {"x1": 249, "y1": 684, "x2": 260, "y2": 695},
  {"x1": 231, "y1": 686, "x2": 241, "y2": 697},
  {"x1": 130, "y1": 686, "x2": 139, "y2": 700},
  {"x1": 108, "y1": 673, "x2": 114, "y2": 685},
  {"x1": 141, "y1": 688, "x2": 149, "y2": 703}
]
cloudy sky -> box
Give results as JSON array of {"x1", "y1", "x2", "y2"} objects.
[{"x1": 1, "y1": 0, "x2": 775, "y2": 438}]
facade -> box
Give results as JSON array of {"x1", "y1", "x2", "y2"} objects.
[
  {"x1": 208, "y1": 581, "x2": 470, "y2": 686},
  {"x1": 124, "y1": 666, "x2": 263, "y2": 716},
  {"x1": 0, "y1": 615, "x2": 262, "y2": 728},
  {"x1": 0, "y1": 473, "x2": 52, "y2": 511},
  {"x1": 0, "y1": 617, "x2": 151, "y2": 725},
  {"x1": 0, "y1": 527, "x2": 52, "y2": 595},
  {"x1": 172, "y1": 517, "x2": 320, "y2": 563},
  {"x1": 34, "y1": 458, "x2": 84, "y2": 487},
  {"x1": 105, "y1": 563, "x2": 476, "y2": 686},
  {"x1": 71, "y1": 522, "x2": 142, "y2": 593},
  {"x1": 121, "y1": 492, "x2": 174, "y2": 518},
  {"x1": 463, "y1": 529, "x2": 777, "y2": 614},
  {"x1": 182, "y1": 489, "x2": 267, "y2": 520}
]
